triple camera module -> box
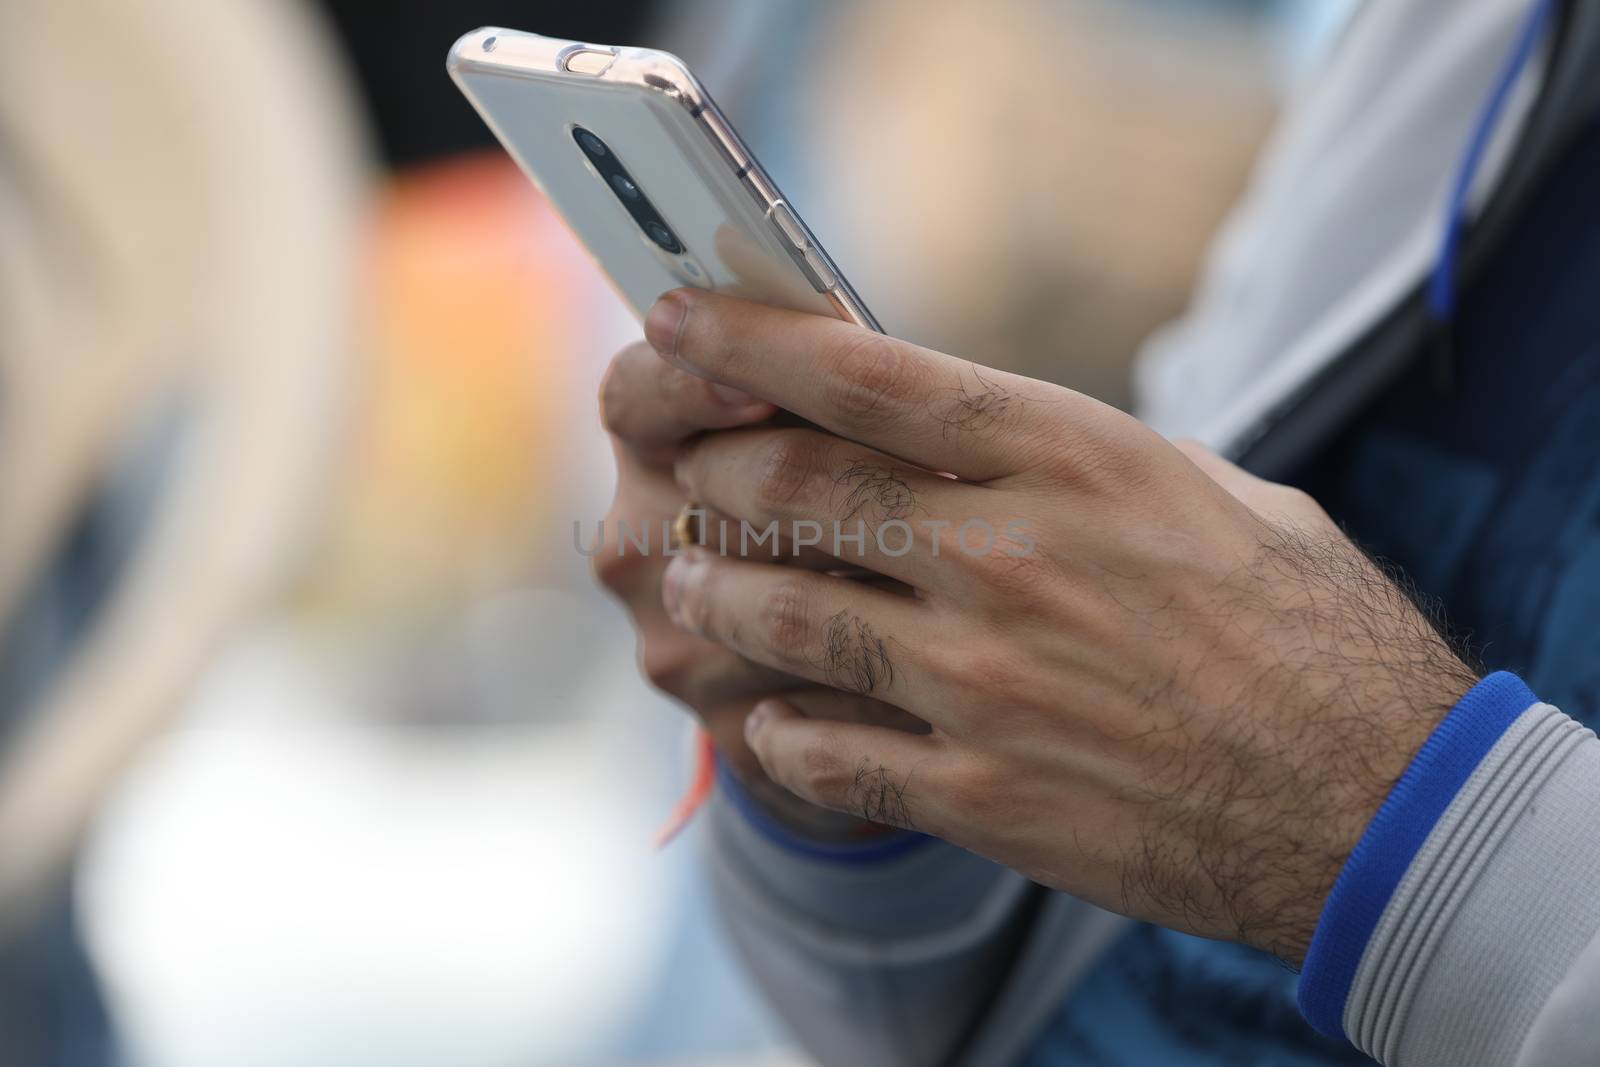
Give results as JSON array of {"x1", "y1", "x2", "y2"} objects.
[{"x1": 572, "y1": 126, "x2": 684, "y2": 254}]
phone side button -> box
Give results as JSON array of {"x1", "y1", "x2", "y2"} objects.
[
  {"x1": 802, "y1": 247, "x2": 838, "y2": 290},
  {"x1": 769, "y1": 201, "x2": 808, "y2": 250}
]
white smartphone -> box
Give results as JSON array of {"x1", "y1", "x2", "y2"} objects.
[{"x1": 447, "y1": 27, "x2": 880, "y2": 331}]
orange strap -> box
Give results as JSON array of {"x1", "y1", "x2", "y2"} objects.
[{"x1": 653, "y1": 729, "x2": 718, "y2": 847}]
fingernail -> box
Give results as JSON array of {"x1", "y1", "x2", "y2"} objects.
[
  {"x1": 671, "y1": 453, "x2": 694, "y2": 495},
  {"x1": 745, "y1": 702, "x2": 774, "y2": 744},
  {"x1": 645, "y1": 292, "x2": 688, "y2": 364},
  {"x1": 661, "y1": 554, "x2": 685, "y2": 618},
  {"x1": 712, "y1": 382, "x2": 759, "y2": 407},
  {"x1": 661, "y1": 548, "x2": 708, "y2": 626}
]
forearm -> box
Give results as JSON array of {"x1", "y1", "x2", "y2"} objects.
[{"x1": 1300, "y1": 673, "x2": 1600, "y2": 1065}]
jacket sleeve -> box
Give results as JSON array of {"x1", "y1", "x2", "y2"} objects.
[
  {"x1": 703, "y1": 760, "x2": 1039, "y2": 1067},
  {"x1": 1298, "y1": 672, "x2": 1600, "y2": 1066},
  {"x1": 1514, "y1": 925, "x2": 1600, "y2": 1066}
]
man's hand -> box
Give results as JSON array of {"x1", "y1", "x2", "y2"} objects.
[
  {"x1": 593, "y1": 340, "x2": 922, "y2": 833},
  {"x1": 647, "y1": 290, "x2": 1481, "y2": 963}
]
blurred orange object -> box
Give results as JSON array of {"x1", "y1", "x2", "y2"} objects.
[
  {"x1": 306, "y1": 152, "x2": 605, "y2": 621},
  {"x1": 654, "y1": 731, "x2": 718, "y2": 848}
]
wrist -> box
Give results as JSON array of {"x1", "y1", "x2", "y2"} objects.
[{"x1": 1192, "y1": 526, "x2": 1483, "y2": 962}]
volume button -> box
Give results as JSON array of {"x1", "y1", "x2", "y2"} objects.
[
  {"x1": 769, "y1": 201, "x2": 808, "y2": 249},
  {"x1": 802, "y1": 247, "x2": 838, "y2": 290}
]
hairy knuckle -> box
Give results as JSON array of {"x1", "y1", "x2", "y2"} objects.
[
  {"x1": 822, "y1": 333, "x2": 924, "y2": 422},
  {"x1": 831, "y1": 460, "x2": 918, "y2": 524}
]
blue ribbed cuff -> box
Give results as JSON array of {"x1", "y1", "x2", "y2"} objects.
[
  {"x1": 715, "y1": 756, "x2": 932, "y2": 864},
  {"x1": 1298, "y1": 671, "x2": 1540, "y2": 1040}
]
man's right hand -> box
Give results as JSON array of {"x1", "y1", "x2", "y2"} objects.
[{"x1": 593, "y1": 341, "x2": 919, "y2": 834}]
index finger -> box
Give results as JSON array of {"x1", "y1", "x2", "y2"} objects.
[{"x1": 644, "y1": 290, "x2": 1094, "y2": 481}]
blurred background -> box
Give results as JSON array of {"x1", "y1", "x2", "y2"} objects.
[{"x1": 0, "y1": 1, "x2": 1355, "y2": 1064}]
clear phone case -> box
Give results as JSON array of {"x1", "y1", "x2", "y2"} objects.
[{"x1": 447, "y1": 27, "x2": 880, "y2": 331}]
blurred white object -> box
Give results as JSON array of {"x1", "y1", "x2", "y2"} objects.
[
  {"x1": 1135, "y1": 0, "x2": 1541, "y2": 445},
  {"x1": 0, "y1": 0, "x2": 366, "y2": 932},
  {"x1": 77, "y1": 624, "x2": 682, "y2": 1067}
]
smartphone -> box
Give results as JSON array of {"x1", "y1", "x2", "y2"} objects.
[{"x1": 447, "y1": 27, "x2": 880, "y2": 331}]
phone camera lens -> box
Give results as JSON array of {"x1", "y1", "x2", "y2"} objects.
[
  {"x1": 610, "y1": 173, "x2": 641, "y2": 200},
  {"x1": 575, "y1": 128, "x2": 607, "y2": 158},
  {"x1": 645, "y1": 220, "x2": 682, "y2": 253}
]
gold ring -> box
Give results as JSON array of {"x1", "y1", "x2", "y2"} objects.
[{"x1": 672, "y1": 502, "x2": 703, "y2": 549}]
